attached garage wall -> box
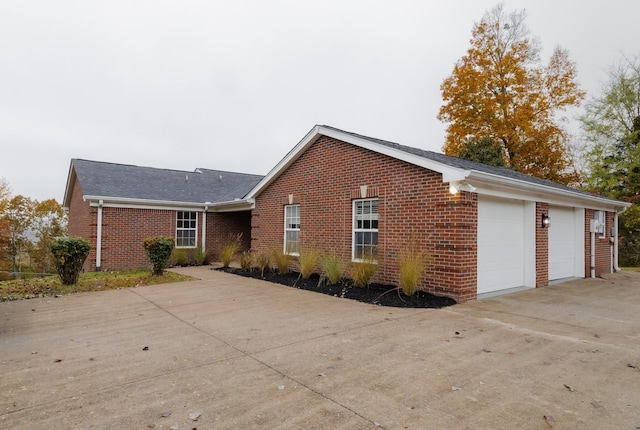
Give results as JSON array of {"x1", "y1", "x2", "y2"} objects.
[
  {"x1": 477, "y1": 196, "x2": 535, "y2": 294},
  {"x1": 548, "y1": 206, "x2": 584, "y2": 280}
]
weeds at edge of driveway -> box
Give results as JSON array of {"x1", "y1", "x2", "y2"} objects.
[{"x1": 0, "y1": 270, "x2": 195, "y2": 302}]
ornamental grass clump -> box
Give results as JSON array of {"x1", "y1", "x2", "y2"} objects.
[
  {"x1": 298, "y1": 248, "x2": 320, "y2": 279},
  {"x1": 398, "y1": 242, "x2": 428, "y2": 296},
  {"x1": 194, "y1": 248, "x2": 208, "y2": 265},
  {"x1": 219, "y1": 233, "x2": 243, "y2": 268},
  {"x1": 252, "y1": 250, "x2": 271, "y2": 277},
  {"x1": 239, "y1": 250, "x2": 253, "y2": 271},
  {"x1": 272, "y1": 249, "x2": 291, "y2": 275},
  {"x1": 319, "y1": 252, "x2": 345, "y2": 285},
  {"x1": 171, "y1": 248, "x2": 187, "y2": 266},
  {"x1": 349, "y1": 259, "x2": 377, "y2": 288},
  {"x1": 50, "y1": 236, "x2": 91, "y2": 285},
  {"x1": 143, "y1": 236, "x2": 175, "y2": 276}
]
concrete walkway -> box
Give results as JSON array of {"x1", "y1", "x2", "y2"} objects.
[{"x1": 1, "y1": 267, "x2": 639, "y2": 429}]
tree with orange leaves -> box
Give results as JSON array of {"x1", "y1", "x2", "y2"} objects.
[{"x1": 438, "y1": 4, "x2": 584, "y2": 185}]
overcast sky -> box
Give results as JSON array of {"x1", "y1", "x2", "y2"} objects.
[{"x1": 1, "y1": 1, "x2": 638, "y2": 203}]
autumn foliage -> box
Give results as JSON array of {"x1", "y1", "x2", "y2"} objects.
[{"x1": 438, "y1": 4, "x2": 584, "y2": 185}]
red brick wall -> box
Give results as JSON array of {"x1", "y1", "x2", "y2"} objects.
[
  {"x1": 252, "y1": 136, "x2": 478, "y2": 302},
  {"x1": 536, "y1": 202, "x2": 549, "y2": 287},
  {"x1": 67, "y1": 179, "x2": 97, "y2": 272},
  {"x1": 67, "y1": 176, "x2": 252, "y2": 271},
  {"x1": 584, "y1": 209, "x2": 614, "y2": 277},
  {"x1": 206, "y1": 211, "x2": 252, "y2": 260},
  {"x1": 100, "y1": 208, "x2": 175, "y2": 270}
]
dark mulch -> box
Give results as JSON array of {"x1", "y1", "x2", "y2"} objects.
[{"x1": 216, "y1": 267, "x2": 456, "y2": 308}]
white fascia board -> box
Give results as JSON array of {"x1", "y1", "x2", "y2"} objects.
[
  {"x1": 62, "y1": 163, "x2": 77, "y2": 209},
  {"x1": 466, "y1": 171, "x2": 631, "y2": 211},
  {"x1": 85, "y1": 195, "x2": 255, "y2": 212},
  {"x1": 208, "y1": 199, "x2": 255, "y2": 212},
  {"x1": 318, "y1": 126, "x2": 469, "y2": 183},
  {"x1": 244, "y1": 125, "x2": 469, "y2": 200},
  {"x1": 245, "y1": 125, "x2": 323, "y2": 199}
]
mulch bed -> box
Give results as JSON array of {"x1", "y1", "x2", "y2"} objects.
[{"x1": 216, "y1": 267, "x2": 456, "y2": 308}]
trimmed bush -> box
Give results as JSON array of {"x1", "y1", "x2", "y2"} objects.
[
  {"x1": 319, "y1": 252, "x2": 345, "y2": 285},
  {"x1": 143, "y1": 236, "x2": 175, "y2": 276},
  {"x1": 349, "y1": 259, "x2": 377, "y2": 288},
  {"x1": 219, "y1": 233, "x2": 242, "y2": 268},
  {"x1": 50, "y1": 237, "x2": 91, "y2": 285}
]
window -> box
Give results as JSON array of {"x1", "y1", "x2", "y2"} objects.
[
  {"x1": 353, "y1": 199, "x2": 378, "y2": 261},
  {"x1": 594, "y1": 211, "x2": 606, "y2": 238},
  {"x1": 284, "y1": 205, "x2": 300, "y2": 255},
  {"x1": 176, "y1": 211, "x2": 197, "y2": 248}
]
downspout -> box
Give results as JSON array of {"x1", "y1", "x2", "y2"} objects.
[
  {"x1": 202, "y1": 203, "x2": 210, "y2": 255},
  {"x1": 96, "y1": 199, "x2": 103, "y2": 271},
  {"x1": 589, "y1": 218, "x2": 597, "y2": 278}
]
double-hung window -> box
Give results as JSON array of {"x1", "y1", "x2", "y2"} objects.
[
  {"x1": 353, "y1": 199, "x2": 378, "y2": 261},
  {"x1": 284, "y1": 204, "x2": 300, "y2": 255},
  {"x1": 176, "y1": 211, "x2": 197, "y2": 248}
]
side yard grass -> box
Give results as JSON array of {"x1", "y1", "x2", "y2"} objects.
[{"x1": 0, "y1": 270, "x2": 194, "y2": 302}]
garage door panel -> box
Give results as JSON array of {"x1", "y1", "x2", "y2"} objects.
[
  {"x1": 478, "y1": 197, "x2": 526, "y2": 294},
  {"x1": 548, "y1": 206, "x2": 576, "y2": 280}
]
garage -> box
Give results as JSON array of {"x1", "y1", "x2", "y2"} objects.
[
  {"x1": 548, "y1": 206, "x2": 583, "y2": 280},
  {"x1": 477, "y1": 196, "x2": 534, "y2": 294}
]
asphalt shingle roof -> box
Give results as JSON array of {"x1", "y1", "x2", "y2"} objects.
[
  {"x1": 72, "y1": 159, "x2": 263, "y2": 204},
  {"x1": 321, "y1": 125, "x2": 609, "y2": 201}
]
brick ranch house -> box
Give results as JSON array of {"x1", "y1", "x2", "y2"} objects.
[
  {"x1": 64, "y1": 125, "x2": 630, "y2": 301},
  {"x1": 63, "y1": 159, "x2": 262, "y2": 272}
]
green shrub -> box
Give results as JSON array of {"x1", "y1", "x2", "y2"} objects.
[
  {"x1": 143, "y1": 236, "x2": 175, "y2": 276},
  {"x1": 219, "y1": 233, "x2": 243, "y2": 268},
  {"x1": 194, "y1": 248, "x2": 208, "y2": 266},
  {"x1": 172, "y1": 248, "x2": 187, "y2": 266},
  {"x1": 49, "y1": 237, "x2": 91, "y2": 285},
  {"x1": 272, "y1": 249, "x2": 291, "y2": 275},
  {"x1": 239, "y1": 250, "x2": 253, "y2": 271},
  {"x1": 398, "y1": 242, "x2": 428, "y2": 296},
  {"x1": 319, "y1": 252, "x2": 345, "y2": 285},
  {"x1": 252, "y1": 250, "x2": 270, "y2": 277},
  {"x1": 349, "y1": 259, "x2": 377, "y2": 288}
]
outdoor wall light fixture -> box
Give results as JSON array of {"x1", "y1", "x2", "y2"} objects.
[{"x1": 541, "y1": 213, "x2": 550, "y2": 228}]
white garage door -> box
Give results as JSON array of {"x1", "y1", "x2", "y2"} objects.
[
  {"x1": 478, "y1": 197, "x2": 526, "y2": 294},
  {"x1": 548, "y1": 206, "x2": 577, "y2": 280}
]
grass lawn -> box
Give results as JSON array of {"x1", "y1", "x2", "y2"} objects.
[{"x1": 0, "y1": 270, "x2": 195, "y2": 302}]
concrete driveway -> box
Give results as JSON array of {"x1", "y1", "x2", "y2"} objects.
[{"x1": 1, "y1": 268, "x2": 639, "y2": 430}]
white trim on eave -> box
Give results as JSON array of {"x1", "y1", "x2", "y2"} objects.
[
  {"x1": 84, "y1": 195, "x2": 255, "y2": 212},
  {"x1": 245, "y1": 125, "x2": 470, "y2": 199},
  {"x1": 466, "y1": 171, "x2": 631, "y2": 211}
]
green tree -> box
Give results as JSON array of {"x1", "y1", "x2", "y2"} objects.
[
  {"x1": 32, "y1": 199, "x2": 68, "y2": 273},
  {"x1": 579, "y1": 55, "x2": 640, "y2": 264},
  {"x1": 438, "y1": 3, "x2": 584, "y2": 185},
  {"x1": 3, "y1": 195, "x2": 35, "y2": 273},
  {"x1": 458, "y1": 137, "x2": 507, "y2": 167}
]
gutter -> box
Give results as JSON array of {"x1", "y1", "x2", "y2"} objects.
[{"x1": 84, "y1": 195, "x2": 255, "y2": 212}]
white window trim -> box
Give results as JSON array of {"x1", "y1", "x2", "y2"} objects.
[
  {"x1": 352, "y1": 198, "x2": 379, "y2": 262},
  {"x1": 284, "y1": 204, "x2": 300, "y2": 256},
  {"x1": 176, "y1": 211, "x2": 198, "y2": 248},
  {"x1": 595, "y1": 210, "x2": 606, "y2": 238}
]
